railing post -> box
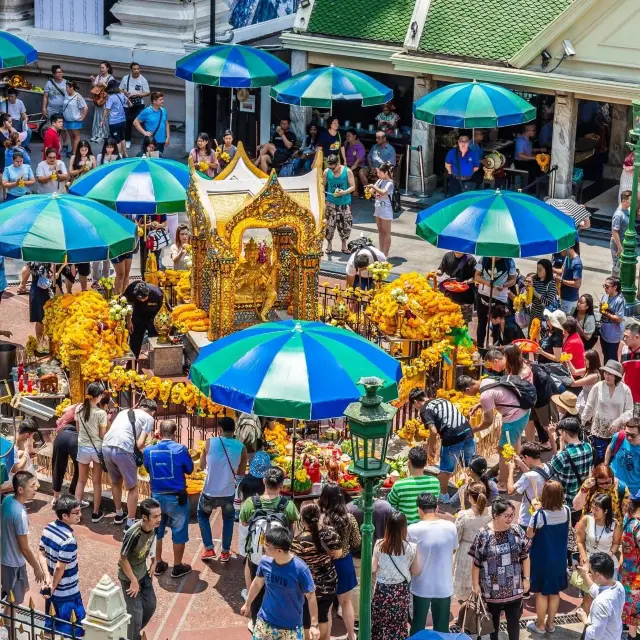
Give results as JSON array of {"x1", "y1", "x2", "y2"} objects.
[{"x1": 83, "y1": 575, "x2": 131, "y2": 640}]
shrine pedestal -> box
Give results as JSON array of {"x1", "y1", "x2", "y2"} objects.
[{"x1": 148, "y1": 338, "x2": 183, "y2": 378}]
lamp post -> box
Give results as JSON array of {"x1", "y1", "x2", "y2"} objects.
[
  {"x1": 343, "y1": 376, "x2": 396, "y2": 640},
  {"x1": 619, "y1": 99, "x2": 640, "y2": 306}
]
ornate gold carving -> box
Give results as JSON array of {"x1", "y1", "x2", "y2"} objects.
[{"x1": 214, "y1": 141, "x2": 269, "y2": 181}]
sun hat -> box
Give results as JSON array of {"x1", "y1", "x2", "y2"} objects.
[
  {"x1": 551, "y1": 390, "x2": 578, "y2": 415},
  {"x1": 600, "y1": 359, "x2": 624, "y2": 379},
  {"x1": 248, "y1": 450, "x2": 271, "y2": 479},
  {"x1": 543, "y1": 308, "x2": 567, "y2": 331}
]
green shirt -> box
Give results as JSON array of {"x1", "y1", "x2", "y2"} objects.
[
  {"x1": 118, "y1": 521, "x2": 156, "y2": 582},
  {"x1": 239, "y1": 494, "x2": 300, "y2": 525},
  {"x1": 387, "y1": 475, "x2": 440, "y2": 524}
]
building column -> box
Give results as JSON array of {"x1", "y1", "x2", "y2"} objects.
[
  {"x1": 609, "y1": 103, "x2": 629, "y2": 168},
  {"x1": 0, "y1": 0, "x2": 33, "y2": 28},
  {"x1": 549, "y1": 92, "x2": 577, "y2": 199},
  {"x1": 260, "y1": 86, "x2": 271, "y2": 145},
  {"x1": 410, "y1": 75, "x2": 436, "y2": 194},
  {"x1": 184, "y1": 80, "x2": 199, "y2": 154},
  {"x1": 289, "y1": 49, "x2": 311, "y2": 141}
]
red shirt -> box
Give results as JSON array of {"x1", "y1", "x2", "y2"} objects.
[
  {"x1": 623, "y1": 360, "x2": 640, "y2": 402},
  {"x1": 42, "y1": 128, "x2": 61, "y2": 160},
  {"x1": 563, "y1": 332, "x2": 585, "y2": 370}
]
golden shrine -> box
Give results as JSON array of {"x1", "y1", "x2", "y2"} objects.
[{"x1": 186, "y1": 142, "x2": 325, "y2": 341}]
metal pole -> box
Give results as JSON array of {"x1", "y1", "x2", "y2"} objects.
[
  {"x1": 358, "y1": 477, "x2": 375, "y2": 640},
  {"x1": 417, "y1": 144, "x2": 427, "y2": 196},
  {"x1": 192, "y1": 0, "x2": 197, "y2": 43},
  {"x1": 400, "y1": 144, "x2": 411, "y2": 195},
  {"x1": 620, "y1": 99, "x2": 640, "y2": 305},
  {"x1": 229, "y1": 89, "x2": 234, "y2": 134},
  {"x1": 209, "y1": 0, "x2": 216, "y2": 44},
  {"x1": 549, "y1": 164, "x2": 558, "y2": 198}
]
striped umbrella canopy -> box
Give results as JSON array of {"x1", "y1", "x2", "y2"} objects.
[
  {"x1": 270, "y1": 65, "x2": 393, "y2": 108},
  {"x1": 0, "y1": 31, "x2": 37, "y2": 68},
  {"x1": 413, "y1": 80, "x2": 536, "y2": 128},
  {"x1": 190, "y1": 320, "x2": 401, "y2": 420},
  {"x1": 68, "y1": 157, "x2": 189, "y2": 214},
  {"x1": 175, "y1": 44, "x2": 291, "y2": 88},
  {"x1": 416, "y1": 189, "x2": 577, "y2": 258},
  {"x1": 0, "y1": 193, "x2": 137, "y2": 262}
]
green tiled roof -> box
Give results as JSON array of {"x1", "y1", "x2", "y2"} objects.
[
  {"x1": 419, "y1": 0, "x2": 573, "y2": 62},
  {"x1": 307, "y1": 0, "x2": 414, "y2": 45}
]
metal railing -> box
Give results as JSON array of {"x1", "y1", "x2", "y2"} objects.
[{"x1": 1, "y1": 594, "x2": 83, "y2": 640}]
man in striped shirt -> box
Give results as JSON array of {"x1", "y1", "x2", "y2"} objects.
[
  {"x1": 38, "y1": 494, "x2": 85, "y2": 637},
  {"x1": 387, "y1": 446, "x2": 439, "y2": 524}
]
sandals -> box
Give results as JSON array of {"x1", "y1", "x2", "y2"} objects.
[{"x1": 15, "y1": 287, "x2": 28, "y2": 295}]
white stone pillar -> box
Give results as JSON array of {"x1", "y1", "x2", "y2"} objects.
[
  {"x1": 609, "y1": 103, "x2": 629, "y2": 168},
  {"x1": 549, "y1": 92, "x2": 577, "y2": 199},
  {"x1": 260, "y1": 85, "x2": 271, "y2": 145},
  {"x1": 83, "y1": 575, "x2": 131, "y2": 640},
  {"x1": 289, "y1": 49, "x2": 310, "y2": 141},
  {"x1": 185, "y1": 80, "x2": 198, "y2": 154},
  {"x1": 0, "y1": 0, "x2": 34, "y2": 28},
  {"x1": 410, "y1": 75, "x2": 436, "y2": 194}
]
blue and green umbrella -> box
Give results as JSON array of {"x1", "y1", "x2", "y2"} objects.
[
  {"x1": 270, "y1": 65, "x2": 393, "y2": 108},
  {"x1": 190, "y1": 320, "x2": 401, "y2": 420},
  {"x1": 0, "y1": 31, "x2": 37, "y2": 68}
]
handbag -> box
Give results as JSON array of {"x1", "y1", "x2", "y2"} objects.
[
  {"x1": 127, "y1": 409, "x2": 145, "y2": 467},
  {"x1": 90, "y1": 85, "x2": 107, "y2": 106},
  {"x1": 457, "y1": 593, "x2": 494, "y2": 636},
  {"x1": 125, "y1": 75, "x2": 143, "y2": 108},
  {"x1": 146, "y1": 228, "x2": 171, "y2": 251}
]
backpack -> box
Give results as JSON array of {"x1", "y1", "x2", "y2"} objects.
[
  {"x1": 530, "y1": 363, "x2": 555, "y2": 408},
  {"x1": 347, "y1": 236, "x2": 374, "y2": 253},
  {"x1": 391, "y1": 188, "x2": 402, "y2": 215},
  {"x1": 483, "y1": 374, "x2": 537, "y2": 410},
  {"x1": 236, "y1": 413, "x2": 262, "y2": 453},
  {"x1": 246, "y1": 496, "x2": 290, "y2": 564}
]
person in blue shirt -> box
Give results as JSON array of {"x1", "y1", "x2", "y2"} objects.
[
  {"x1": 143, "y1": 419, "x2": 193, "y2": 579},
  {"x1": 514, "y1": 123, "x2": 547, "y2": 182},
  {"x1": 606, "y1": 419, "x2": 640, "y2": 495},
  {"x1": 2, "y1": 151, "x2": 35, "y2": 200},
  {"x1": 600, "y1": 276, "x2": 626, "y2": 362},
  {"x1": 554, "y1": 241, "x2": 583, "y2": 316},
  {"x1": 445, "y1": 133, "x2": 479, "y2": 196},
  {"x1": 133, "y1": 92, "x2": 170, "y2": 152}
]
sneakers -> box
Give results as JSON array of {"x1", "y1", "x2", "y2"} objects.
[
  {"x1": 201, "y1": 548, "x2": 216, "y2": 561},
  {"x1": 126, "y1": 141, "x2": 131, "y2": 149},
  {"x1": 113, "y1": 512, "x2": 126, "y2": 525},
  {"x1": 526, "y1": 621, "x2": 547, "y2": 635},
  {"x1": 247, "y1": 621, "x2": 254, "y2": 633},
  {"x1": 220, "y1": 551, "x2": 231, "y2": 563},
  {"x1": 79, "y1": 500, "x2": 91, "y2": 510},
  {"x1": 154, "y1": 561, "x2": 169, "y2": 576},
  {"x1": 91, "y1": 511, "x2": 104, "y2": 523},
  {"x1": 171, "y1": 564, "x2": 192, "y2": 578}
]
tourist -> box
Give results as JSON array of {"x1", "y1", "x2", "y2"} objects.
[
  {"x1": 102, "y1": 78, "x2": 128, "y2": 157},
  {"x1": 548, "y1": 416, "x2": 593, "y2": 509},
  {"x1": 611, "y1": 191, "x2": 631, "y2": 277},
  {"x1": 319, "y1": 482, "x2": 360, "y2": 640},
  {"x1": 582, "y1": 359, "x2": 633, "y2": 463},
  {"x1": 170, "y1": 224, "x2": 191, "y2": 270},
  {"x1": 118, "y1": 497, "x2": 162, "y2": 640},
  {"x1": 483, "y1": 347, "x2": 506, "y2": 377},
  {"x1": 291, "y1": 122, "x2": 318, "y2": 175},
  {"x1": 526, "y1": 259, "x2": 558, "y2": 323},
  {"x1": 489, "y1": 306, "x2": 525, "y2": 347},
  {"x1": 0, "y1": 432, "x2": 18, "y2": 492},
  {"x1": 240, "y1": 528, "x2": 319, "y2": 640},
  {"x1": 514, "y1": 123, "x2": 546, "y2": 170},
  {"x1": 120, "y1": 62, "x2": 150, "y2": 150},
  {"x1": 62, "y1": 81, "x2": 88, "y2": 154},
  {"x1": 526, "y1": 480, "x2": 570, "y2": 635},
  {"x1": 574, "y1": 294, "x2": 598, "y2": 349},
  {"x1": 42, "y1": 65, "x2": 68, "y2": 152},
  {"x1": 36, "y1": 146, "x2": 68, "y2": 194},
  {"x1": 560, "y1": 317, "x2": 586, "y2": 368},
  {"x1": 137, "y1": 135, "x2": 161, "y2": 157},
  {"x1": 409, "y1": 387, "x2": 476, "y2": 502},
  {"x1": 371, "y1": 511, "x2": 417, "y2": 640},
  {"x1": 8, "y1": 417, "x2": 39, "y2": 481},
  {"x1": 190, "y1": 132, "x2": 218, "y2": 178},
  {"x1": 291, "y1": 502, "x2": 342, "y2": 640},
  {"x1": 375, "y1": 101, "x2": 401, "y2": 132},
  {"x1": 317, "y1": 115, "x2": 341, "y2": 159},
  {"x1": 474, "y1": 256, "x2": 517, "y2": 348},
  {"x1": 366, "y1": 162, "x2": 394, "y2": 257},
  {"x1": 343, "y1": 128, "x2": 366, "y2": 194},
  {"x1": 41, "y1": 113, "x2": 64, "y2": 160},
  {"x1": 550, "y1": 390, "x2": 579, "y2": 425},
  {"x1": 573, "y1": 463, "x2": 629, "y2": 521},
  {"x1": 28, "y1": 262, "x2": 54, "y2": 351},
  {"x1": 387, "y1": 445, "x2": 439, "y2": 523},
  {"x1": 1, "y1": 472, "x2": 46, "y2": 607},
  {"x1": 436, "y1": 250, "x2": 477, "y2": 308},
  {"x1": 444, "y1": 133, "x2": 479, "y2": 196},
  {"x1": 555, "y1": 241, "x2": 582, "y2": 315},
  {"x1": 2, "y1": 150, "x2": 34, "y2": 200},
  {"x1": 4, "y1": 131, "x2": 30, "y2": 166},
  {"x1": 97, "y1": 137, "x2": 121, "y2": 165},
  {"x1": 574, "y1": 493, "x2": 622, "y2": 614},
  {"x1": 507, "y1": 441, "x2": 551, "y2": 529},
  {"x1": 255, "y1": 118, "x2": 297, "y2": 173},
  {"x1": 364, "y1": 130, "x2": 396, "y2": 187},
  {"x1": 1, "y1": 88, "x2": 28, "y2": 134},
  {"x1": 345, "y1": 243, "x2": 386, "y2": 290},
  {"x1": 124, "y1": 281, "x2": 164, "y2": 358},
  {"x1": 134, "y1": 92, "x2": 170, "y2": 153},
  {"x1": 143, "y1": 419, "x2": 193, "y2": 579},
  {"x1": 620, "y1": 491, "x2": 640, "y2": 639},
  {"x1": 575, "y1": 552, "x2": 625, "y2": 640},
  {"x1": 571, "y1": 349, "x2": 601, "y2": 415},
  {"x1": 600, "y1": 276, "x2": 625, "y2": 362},
  {"x1": 452, "y1": 482, "x2": 491, "y2": 602},
  {"x1": 74, "y1": 381, "x2": 108, "y2": 522},
  {"x1": 69, "y1": 140, "x2": 96, "y2": 181},
  {"x1": 90, "y1": 61, "x2": 114, "y2": 144},
  {"x1": 536, "y1": 309, "x2": 566, "y2": 364},
  {"x1": 606, "y1": 419, "x2": 640, "y2": 496},
  {"x1": 240, "y1": 466, "x2": 299, "y2": 629},
  {"x1": 470, "y1": 498, "x2": 531, "y2": 640},
  {"x1": 623, "y1": 321, "x2": 640, "y2": 362},
  {"x1": 198, "y1": 416, "x2": 247, "y2": 562},
  {"x1": 238, "y1": 444, "x2": 270, "y2": 502},
  {"x1": 102, "y1": 399, "x2": 157, "y2": 529},
  {"x1": 218, "y1": 129, "x2": 237, "y2": 170},
  {"x1": 407, "y1": 492, "x2": 457, "y2": 634},
  {"x1": 449, "y1": 454, "x2": 499, "y2": 510},
  {"x1": 324, "y1": 154, "x2": 355, "y2": 255},
  {"x1": 38, "y1": 494, "x2": 84, "y2": 636}
]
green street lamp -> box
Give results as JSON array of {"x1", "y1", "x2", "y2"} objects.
[
  {"x1": 344, "y1": 376, "x2": 397, "y2": 640},
  {"x1": 620, "y1": 99, "x2": 640, "y2": 305}
]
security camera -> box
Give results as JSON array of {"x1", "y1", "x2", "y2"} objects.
[
  {"x1": 541, "y1": 49, "x2": 552, "y2": 67},
  {"x1": 562, "y1": 40, "x2": 576, "y2": 57}
]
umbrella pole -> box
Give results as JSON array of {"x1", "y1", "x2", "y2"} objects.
[
  {"x1": 485, "y1": 256, "x2": 495, "y2": 350},
  {"x1": 291, "y1": 419, "x2": 297, "y2": 500},
  {"x1": 229, "y1": 88, "x2": 234, "y2": 133}
]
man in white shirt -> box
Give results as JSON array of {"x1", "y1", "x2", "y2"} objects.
[
  {"x1": 119, "y1": 62, "x2": 150, "y2": 150},
  {"x1": 407, "y1": 492, "x2": 457, "y2": 634},
  {"x1": 1, "y1": 89, "x2": 28, "y2": 133},
  {"x1": 345, "y1": 245, "x2": 386, "y2": 290},
  {"x1": 575, "y1": 552, "x2": 624, "y2": 640}
]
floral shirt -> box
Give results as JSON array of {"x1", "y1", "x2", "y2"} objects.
[
  {"x1": 620, "y1": 515, "x2": 640, "y2": 622},
  {"x1": 469, "y1": 524, "x2": 531, "y2": 603}
]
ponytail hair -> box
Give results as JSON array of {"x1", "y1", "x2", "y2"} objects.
[
  {"x1": 378, "y1": 162, "x2": 393, "y2": 177},
  {"x1": 4, "y1": 131, "x2": 19, "y2": 149},
  {"x1": 300, "y1": 502, "x2": 324, "y2": 553},
  {"x1": 82, "y1": 382, "x2": 105, "y2": 422},
  {"x1": 467, "y1": 481, "x2": 487, "y2": 514}
]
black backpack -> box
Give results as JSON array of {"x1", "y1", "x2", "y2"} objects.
[
  {"x1": 391, "y1": 189, "x2": 402, "y2": 214},
  {"x1": 483, "y1": 374, "x2": 537, "y2": 410},
  {"x1": 530, "y1": 363, "x2": 555, "y2": 408}
]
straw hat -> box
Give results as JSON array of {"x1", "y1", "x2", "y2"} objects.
[
  {"x1": 600, "y1": 359, "x2": 624, "y2": 379},
  {"x1": 543, "y1": 309, "x2": 567, "y2": 331},
  {"x1": 551, "y1": 390, "x2": 578, "y2": 415}
]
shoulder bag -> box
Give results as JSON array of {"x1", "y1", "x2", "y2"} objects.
[
  {"x1": 219, "y1": 436, "x2": 239, "y2": 488},
  {"x1": 457, "y1": 592, "x2": 494, "y2": 636},
  {"x1": 127, "y1": 409, "x2": 145, "y2": 467},
  {"x1": 125, "y1": 75, "x2": 143, "y2": 108}
]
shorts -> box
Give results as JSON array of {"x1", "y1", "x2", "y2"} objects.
[
  {"x1": 499, "y1": 411, "x2": 531, "y2": 447},
  {"x1": 303, "y1": 594, "x2": 334, "y2": 627},
  {"x1": 109, "y1": 121, "x2": 126, "y2": 143},
  {"x1": 64, "y1": 120, "x2": 83, "y2": 130},
  {"x1": 274, "y1": 149, "x2": 291, "y2": 164},
  {"x1": 102, "y1": 445, "x2": 138, "y2": 490},
  {"x1": 374, "y1": 202, "x2": 393, "y2": 221},
  {"x1": 253, "y1": 617, "x2": 303, "y2": 640},
  {"x1": 440, "y1": 437, "x2": 476, "y2": 474},
  {"x1": 334, "y1": 552, "x2": 357, "y2": 595},
  {"x1": 1, "y1": 563, "x2": 29, "y2": 604},
  {"x1": 154, "y1": 493, "x2": 190, "y2": 544},
  {"x1": 75, "y1": 263, "x2": 91, "y2": 277},
  {"x1": 77, "y1": 445, "x2": 101, "y2": 465},
  {"x1": 112, "y1": 252, "x2": 133, "y2": 264}
]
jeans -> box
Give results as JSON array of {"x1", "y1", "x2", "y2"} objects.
[
  {"x1": 600, "y1": 336, "x2": 620, "y2": 363},
  {"x1": 197, "y1": 493, "x2": 235, "y2": 552},
  {"x1": 121, "y1": 575, "x2": 156, "y2": 640},
  {"x1": 486, "y1": 599, "x2": 522, "y2": 640},
  {"x1": 559, "y1": 299, "x2": 578, "y2": 316},
  {"x1": 440, "y1": 438, "x2": 476, "y2": 474},
  {"x1": 410, "y1": 595, "x2": 451, "y2": 634},
  {"x1": 154, "y1": 493, "x2": 190, "y2": 544}
]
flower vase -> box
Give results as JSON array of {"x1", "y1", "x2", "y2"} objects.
[
  {"x1": 154, "y1": 298, "x2": 172, "y2": 344},
  {"x1": 395, "y1": 309, "x2": 405, "y2": 338}
]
